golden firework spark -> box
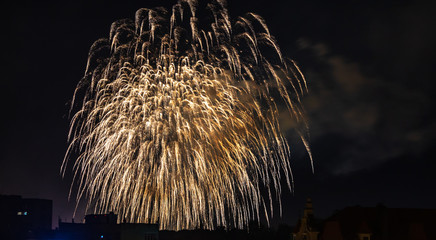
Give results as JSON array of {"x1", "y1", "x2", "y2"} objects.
[{"x1": 63, "y1": 0, "x2": 311, "y2": 230}]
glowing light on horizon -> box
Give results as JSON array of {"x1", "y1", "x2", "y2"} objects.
[{"x1": 63, "y1": 0, "x2": 311, "y2": 230}]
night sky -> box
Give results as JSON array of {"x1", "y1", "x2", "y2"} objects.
[{"x1": 2, "y1": 0, "x2": 436, "y2": 229}]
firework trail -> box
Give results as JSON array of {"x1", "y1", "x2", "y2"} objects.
[{"x1": 63, "y1": 0, "x2": 311, "y2": 230}]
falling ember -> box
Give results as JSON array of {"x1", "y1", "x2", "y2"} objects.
[{"x1": 63, "y1": 0, "x2": 311, "y2": 230}]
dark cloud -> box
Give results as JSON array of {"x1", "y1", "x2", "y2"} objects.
[{"x1": 295, "y1": 33, "x2": 435, "y2": 175}]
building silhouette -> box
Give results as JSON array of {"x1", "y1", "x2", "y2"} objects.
[
  {"x1": 4, "y1": 193, "x2": 435, "y2": 240},
  {"x1": 0, "y1": 195, "x2": 52, "y2": 240},
  {"x1": 319, "y1": 205, "x2": 436, "y2": 240},
  {"x1": 293, "y1": 198, "x2": 436, "y2": 240},
  {"x1": 55, "y1": 212, "x2": 159, "y2": 240}
]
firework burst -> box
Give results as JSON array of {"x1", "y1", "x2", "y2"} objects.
[{"x1": 63, "y1": 0, "x2": 311, "y2": 230}]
